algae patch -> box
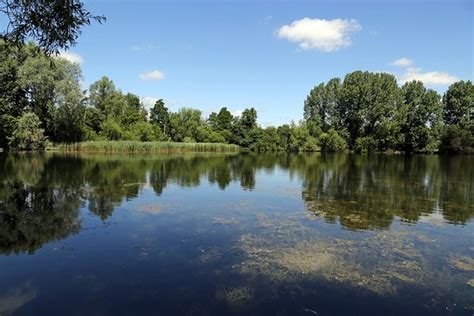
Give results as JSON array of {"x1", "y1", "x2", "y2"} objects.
[
  {"x1": 216, "y1": 286, "x2": 254, "y2": 306},
  {"x1": 449, "y1": 255, "x2": 474, "y2": 272},
  {"x1": 237, "y1": 230, "x2": 437, "y2": 296}
]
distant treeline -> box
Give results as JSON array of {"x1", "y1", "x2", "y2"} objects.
[{"x1": 1, "y1": 41, "x2": 473, "y2": 153}]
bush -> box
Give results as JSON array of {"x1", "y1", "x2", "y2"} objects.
[
  {"x1": 100, "y1": 118, "x2": 123, "y2": 140},
  {"x1": 123, "y1": 122, "x2": 157, "y2": 142},
  {"x1": 439, "y1": 125, "x2": 474, "y2": 153},
  {"x1": 8, "y1": 112, "x2": 47, "y2": 151},
  {"x1": 319, "y1": 129, "x2": 348, "y2": 152},
  {"x1": 183, "y1": 137, "x2": 196, "y2": 143},
  {"x1": 302, "y1": 136, "x2": 320, "y2": 152},
  {"x1": 355, "y1": 136, "x2": 377, "y2": 153},
  {"x1": 0, "y1": 114, "x2": 16, "y2": 149}
]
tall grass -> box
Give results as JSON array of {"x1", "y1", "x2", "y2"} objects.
[{"x1": 54, "y1": 141, "x2": 241, "y2": 153}]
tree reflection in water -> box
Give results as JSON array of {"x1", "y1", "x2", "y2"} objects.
[{"x1": 0, "y1": 153, "x2": 472, "y2": 254}]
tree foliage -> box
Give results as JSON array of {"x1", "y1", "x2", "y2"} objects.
[
  {"x1": 1, "y1": 0, "x2": 105, "y2": 54},
  {"x1": 0, "y1": 45, "x2": 471, "y2": 154},
  {"x1": 8, "y1": 112, "x2": 46, "y2": 150}
]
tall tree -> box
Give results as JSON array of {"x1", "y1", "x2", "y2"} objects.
[
  {"x1": 443, "y1": 80, "x2": 474, "y2": 126},
  {"x1": 150, "y1": 99, "x2": 170, "y2": 136},
  {"x1": 169, "y1": 108, "x2": 203, "y2": 142},
  {"x1": 339, "y1": 71, "x2": 400, "y2": 151},
  {"x1": 304, "y1": 77, "x2": 341, "y2": 133},
  {"x1": 232, "y1": 107, "x2": 258, "y2": 146},
  {"x1": 398, "y1": 81, "x2": 442, "y2": 152},
  {"x1": 440, "y1": 80, "x2": 474, "y2": 153},
  {"x1": 88, "y1": 76, "x2": 126, "y2": 119},
  {"x1": 121, "y1": 93, "x2": 147, "y2": 127},
  {"x1": 52, "y1": 59, "x2": 86, "y2": 142},
  {"x1": 216, "y1": 107, "x2": 233, "y2": 131}
]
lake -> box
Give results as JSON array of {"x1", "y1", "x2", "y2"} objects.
[{"x1": 0, "y1": 153, "x2": 473, "y2": 315}]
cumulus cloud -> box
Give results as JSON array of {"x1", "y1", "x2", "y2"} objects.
[
  {"x1": 139, "y1": 70, "x2": 165, "y2": 81},
  {"x1": 399, "y1": 67, "x2": 458, "y2": 86},
  {"x1": 391, "y1": 58, "x2": 458, "y2": 86},
  {"x1": 58, "y1": 51, "x2": 83, "y2": 64},
  {"x1": 390, "y1": 57, "x2": 413, "y2": 67},
  {"x1": 277, "y1": 18, "x2": 361, "y2": 52}
]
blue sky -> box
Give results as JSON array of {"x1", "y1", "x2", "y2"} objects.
[{"x1": 63, "y1": 0, "x2": 473, "y2": 126}]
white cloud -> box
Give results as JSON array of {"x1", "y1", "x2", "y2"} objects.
[
  {"x1": 399, "y1": 67, "x2": 458, "y2": 86},
  {"x1": 140, "y1": 97, "x2": 180, "y2": 111},
  {"x1": 141, "y1": 97, "x2": 159, "y2": 109},
  {"x1": 139, "y1": 70, "x2": 165, "y2": 81},
  {"x1": 277, "y1": 18, "x2": 361, "y2": 52},
  {"x1": 390, "y1": 57, "x2": 413, "y2": 67},
  {"x1": 390, "y1": 57, "x2": 458, "y2": 86},
  {"x1": 58, "y1": 51, "x2": 83, "y2": 64}
]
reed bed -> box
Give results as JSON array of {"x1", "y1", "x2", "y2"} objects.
[{"x1": 55, "y1": 141, "x2": 240, "y2": 153}]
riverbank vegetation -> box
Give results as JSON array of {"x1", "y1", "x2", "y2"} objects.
[
  {"x1": 56, "y1": 141, "x2": 240, "y2": 153},
  {"x1": 0, "y1": 41, "x2": 472, "y2": 153}
]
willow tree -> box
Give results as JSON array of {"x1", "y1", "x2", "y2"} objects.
[{"x1": 1, "y1": 0, "x2": 104, "y2": 54}]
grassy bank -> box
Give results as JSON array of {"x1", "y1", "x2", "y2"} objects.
[{"x1": 54, "y1": 141, "x2": 240, "y2": 153}]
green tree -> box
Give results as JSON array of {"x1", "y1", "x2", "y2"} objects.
[
  {"x1": 216, "y1": 107, "x2": 233, "y2": 131},
  {"x1": 232, "y1": 107, "x2": 258, "y2": 146},
  {"x1": 169, "y1": 108, "x2": 203, "y2": 142},
  {"x1": 150, "y1": 99, "x2": 170, "y2": 136},
  {"x1": 254, "y1": 127, "x2": 280, "y2": 151},
  {"x1": 208, "y1": 112, "x2": 219, "y2": 130},
  {"x1": 100, "y1": 118, "x2": 123, "y2": 140},
  {"x1": 319, "y1": 129, "x2": 348, "y2": 152},
  {"x1": 123, "y1": 122, "x2": 157, "y2": 141},
  {"x1": 89, "y1": 76, "x2": 126, "y2": 119},
  {"x1": 52, "y1": 59, "x2": 86, "y2": 142},
  {"x1": 1, "y1": 0, "x2": 105, "y2": 54},
  {"x1": 443, "y1": 81, "x2": 474, "y2": 126},
  {"x1": 8, "y1": 112, "x2": 46, "y2": 150},
  {"x1": 339, "y1": 71, "x2": 400, "y2": 151},
  {"x1": 398, "y1": 81, "x2": 442, "y2": 153},
  {"x1": 17, "y1": 44, "x2": 58, "y2": 137},
  {"x1": 121, "y1": 93, "x2": 147, "y2": 128},
  {"x1": 440, "y1": 81, "x2": 474, "y2": 153},
  {"x1": 304, "y1": 78, "x2": 341, "y2": 133},
  {"x1": 196, "y1": 125, "x2": 226, "y2": 143}
]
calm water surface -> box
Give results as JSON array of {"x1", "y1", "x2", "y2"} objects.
[{"x1": 0, "y1": 153, "x2": 473, "y2": 315}]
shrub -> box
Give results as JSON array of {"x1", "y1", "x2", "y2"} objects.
[
  {"x1": 126, "y1": 122, "x2": 157, "y2": 142},
  {"x1": 8, "y1": 112, "x2": 47, "y2": 151},
  {"x1": 319, "y1": 129, "x2": 348, "y2": 152},
  {"x1": 355, "y1": 136, "x2": 377, "y2": 153},
  {"x1": 439, "y1": 125, "x2": 474, "y2": 153},
  {"x1": 302, "y1": 136, "x2": 320, "y2": 152},
  {"x1": 100, "y1": 118, "x2": 123, "y2": 140}
]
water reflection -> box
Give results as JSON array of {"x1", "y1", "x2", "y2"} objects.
[
  {"x1": 0, "y1": 153, "x2": 472, "y2": 254},
  {"x1": 0, "y1": 282, "x2": 37, "y2": 315}
]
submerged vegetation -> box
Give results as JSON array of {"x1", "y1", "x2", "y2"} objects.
[
  {"x1": 0, "y1": 152, "x2": 473, "y2": 314},
  {"x1": 0, "y1": 41, "x2": 473, "y2": 153}
]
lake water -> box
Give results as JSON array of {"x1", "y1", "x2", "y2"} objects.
[{"x1": 0, "y1": 153, "x2": 473, "y2": 315}]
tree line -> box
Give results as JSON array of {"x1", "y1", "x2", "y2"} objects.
[{"x1": 0, "y1": 41, "x2": 472, "y2": 153}]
